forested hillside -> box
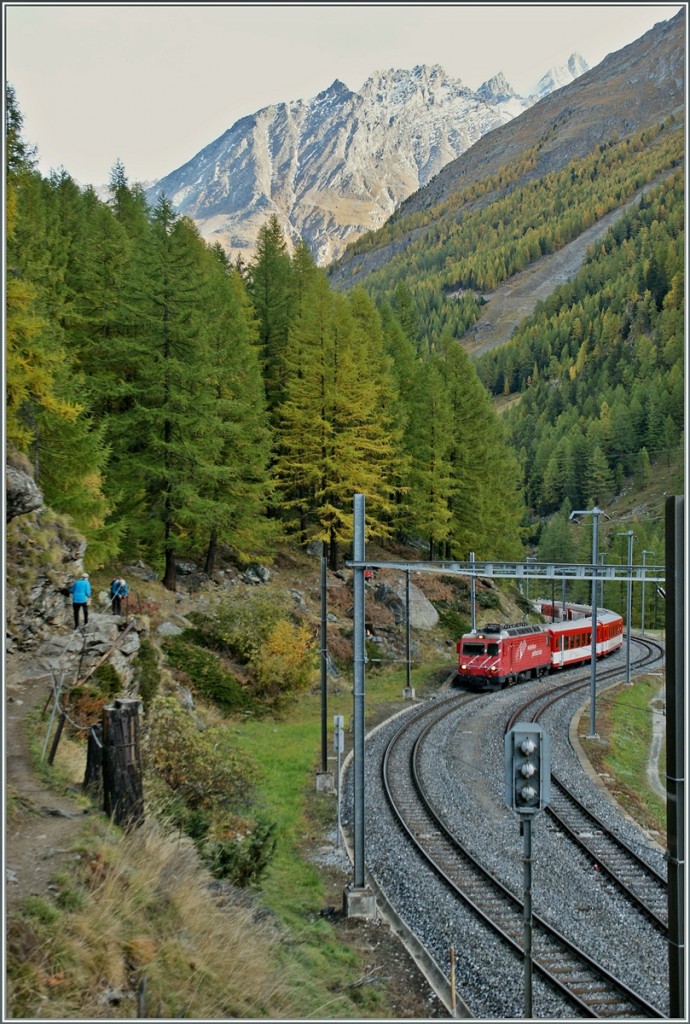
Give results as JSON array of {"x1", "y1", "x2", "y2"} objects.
[
  {"x1": 477, "y1": 170, "x2": 684, "y2": 516},
  {"x1": 6, "y1": 85, "x2": 524, "y2": 583},
  {"x1": 328, "y1": 119, "x2": 683, "y2": 353}
]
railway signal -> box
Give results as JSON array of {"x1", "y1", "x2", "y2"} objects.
[
  {"x1": 504, "y1": 722, "x2": 551, "y2": 815},
  {"x1": 505, "y1": 721, "x2": 551, "y2": 1017}
]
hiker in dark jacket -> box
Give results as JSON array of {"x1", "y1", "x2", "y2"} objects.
[{"x1": 110, "y1": 576, "x2": 129, "y2": 616}]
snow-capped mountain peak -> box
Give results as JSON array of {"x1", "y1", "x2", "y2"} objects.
[
  {"x1": 531, "y1": 51, "x2": 589, "y2": 99},
  {"x1": 146, "y1": 56, "x2": 588, "y2": 266}
]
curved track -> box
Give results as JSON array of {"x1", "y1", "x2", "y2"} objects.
[
  {"x1": 506, "y1": 637, "x2": 668, "y2": 931},
  {"x1": 383, "y1": 701, "x2": 663, "y2": 1017},
  {"x1": 378, "y1": 642, "x2": 666, "y2": 1017}
]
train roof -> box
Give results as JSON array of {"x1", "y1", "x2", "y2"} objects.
[
  {"x1": 545, "y1": 607, "x2": 623, "y2": 634},
  {"x1": 466, "y1": 623, "x2": 545, "y2": 639}
]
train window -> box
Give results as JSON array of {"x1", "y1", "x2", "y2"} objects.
[
  {"x1": 488, "y1": 643, "x2": 499, "y2": 656},
  {"x1": 462, "y1": 642, "x2": 485, "y2": 655}
]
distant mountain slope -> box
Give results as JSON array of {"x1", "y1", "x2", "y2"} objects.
[
  {"x1": 146, "y1": 58, "x2": 587, "y2": 265},
  {"x1": 328, "y1": 10, "x2": 684, "y2": 292},
  {"x1": 461, "y1": 170, "x2": 678, "y2": 359}
]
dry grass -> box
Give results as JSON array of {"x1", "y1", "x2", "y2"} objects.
[{"x1": 7, "y1": 818, "x2": 296, "y2": 1019}]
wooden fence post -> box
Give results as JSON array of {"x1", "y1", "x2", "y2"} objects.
[
  {"x1": 102, "y1": 698, "x2": 144, "y2": 829},
  {"x1": 83, "y1": 723, "x2": 104, "y2": 800}
]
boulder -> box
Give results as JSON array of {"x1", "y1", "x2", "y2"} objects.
[
  {"x1": 374, "y1": 579, "x2": 439, "y2": 630},
  {"x1": 6, "y1": 464, "x2": 43, "y2": 522}
]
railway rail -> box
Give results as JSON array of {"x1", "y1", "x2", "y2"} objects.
[
  {"x1": 343, "y1": 637, "x2": 668, "y2": 1017},
  {"x1": 504, "y1": 636, "x2": 668, "y2": 932},
  {"x1": 382, "y1": 694, "x2": 665, "y2": 1018}
]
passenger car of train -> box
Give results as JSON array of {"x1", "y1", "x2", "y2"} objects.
[{"x1": 455, "y1": 603, "x2": 624, "y2": 691}]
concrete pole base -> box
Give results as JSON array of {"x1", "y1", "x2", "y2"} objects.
[
  {"x1": 403, "y1": 686, "x2": 416, "y2": 699},
  {"x1": 315, "y1": 770, "x2": 335, "y2": 794},
  {"x1": 343, "y1": 884, "x2": 377, "y2": 919}
]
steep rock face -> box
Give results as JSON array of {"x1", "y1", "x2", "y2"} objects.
[
  {"x1": 5, "y1": 479, "x2": 86, "y2": 650},
  {"x1": 5, "y1": 462, "x2": 144, "y2": 688},
  {"x1": 6, "y1": 462, "x2": 43, "y2": 522},
  {"x1": 147, "y1": 59, "x2": 587, "y2": 265}
]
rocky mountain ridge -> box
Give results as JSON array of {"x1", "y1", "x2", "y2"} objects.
[
  {"x1": 328, "y1": 9, "x2": 685, "y2": 290},
  {"x1": 146, "y1": 56, "x2": 587, "y2": 265}
]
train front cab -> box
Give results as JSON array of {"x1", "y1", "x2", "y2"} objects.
[{"x1": 456, "y1": 635, "x2": 503, "y2": 691}]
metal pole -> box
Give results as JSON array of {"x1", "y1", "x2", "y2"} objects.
[
  {"x1": 641, "y1": 549, "x2": 654, "y2": 635},
  {"x1": 320, "y1": 555, "x2": 328, "y2": 773},
  {"x1": 524, "y1": 556, "x2": 536, "y2": 608},
  {"x1": 405, "y1": 570, "x2": 411, "y2": 691},
  {"x1": 335, "y1": 715, "x2": 343, "y2": 849},
  {"x1": 523, "y1": 817, "x2": 533, "y2": 1018},
  {"x1": 617, "y1": 532, "x2": 633, "y2": 687},
  {"x1": 352, "y1": 494, "x2": 366, "y2": 889},
  {"x1": 470, "y1": 551, "x2": 476, "y2": 631},
  {"x1": 590, "y1": 509, "x2": 599, "y2": 737},
  {"x1": 665, "y1": 496, "x2": 685, "y2": 1019},
  {"x1": 570, "y1": 508, "x2": 601, "y2": 737}
]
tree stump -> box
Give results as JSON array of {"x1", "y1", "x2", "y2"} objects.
[{"x1": 102, "y1": 698, "x2": 144, "y2": 829}]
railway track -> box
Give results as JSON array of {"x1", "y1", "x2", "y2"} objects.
[
  {"x1": 507, "y1": 636, "x2": 668, "y2": 932},
  {"x1": 379, "y1": 662, "x2": 666, "y2": 1018},
  {"x1": 545, "y1": 777, "x2": 668, "y2": 931}
]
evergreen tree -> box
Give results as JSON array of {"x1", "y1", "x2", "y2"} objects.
[
  {"x1": 6, "y1": 91, "x2": 114, "y2": 561},
  {"x1": 106, "y1": 199, "x2": 220, "y2": 588},
  {"x1": 196, "y1": 250, "x2": 276, "y2": 573},
  {"x1": 274, "y1": 273, "x2": 395, "y2": 567},
  {"x1": 442, "y1": 342, "x2": 524, "y2": 559},
  {"x1": 405, "y1": 357, "x2": 455, "y2": 558},
  {"x1": 247, "y1": 215, "x2": 293, "y2": 417}
]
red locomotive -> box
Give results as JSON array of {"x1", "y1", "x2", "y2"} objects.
[{"x1": 456, "y1": 603, "x2": 624, "y2": 691}]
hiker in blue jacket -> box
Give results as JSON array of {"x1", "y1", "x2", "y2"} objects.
[{"x1": 70, "y1": 573, "x2": 91, "y2": 628}]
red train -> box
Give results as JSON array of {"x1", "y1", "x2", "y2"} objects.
[{"x1": 455, "y1": 603, "x2": 624, "y2": 691}]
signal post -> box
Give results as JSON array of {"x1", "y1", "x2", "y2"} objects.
[{"x1": 504, "y1": 722, "x2": 551, "y2": 1018}]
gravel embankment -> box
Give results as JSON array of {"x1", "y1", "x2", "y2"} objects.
[{"x1": 341, "y1": 666, "x2": 669, "y2": 1019}]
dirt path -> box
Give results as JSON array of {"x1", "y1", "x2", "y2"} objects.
[
  {"x1": 647, "y1": 684, "x2": 667, "y2": 801},
  {"x1": 5, "y1": 657, "x2": 93, "y2": 912}
]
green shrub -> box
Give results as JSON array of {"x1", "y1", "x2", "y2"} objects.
[
  {"x1": 142, "y1": 697, "x2": 277, "y2": 887},
  {"x1": 202, "y1": 589, "x2": 293, "y2": 664},
  {"x1": 203, "y1": 818, "x2": 277, "y2": 887},
  {"x1": 163, "y1": 635, "x2": 249, "y2": 713},
  {"x1": 91, "y1": 663, "x2": 121, "y2": 697},
  {"x1": 477, "y1": 588, "x2": 501, "y2": 609},
  {"x1": 435, "y1": 602, "x2": 470, "y2": 639},
  {"x1": 135, "y1": 637, "x2": 161, "y2": 710}
]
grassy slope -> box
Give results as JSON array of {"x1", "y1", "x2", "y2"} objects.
[{"x1": 7, "y1": 551, "x2": 670, "y2": 1018}]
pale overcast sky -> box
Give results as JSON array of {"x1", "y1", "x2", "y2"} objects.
[{"x1": 4, "y1": 3, "x2": 685, "y2": 187}]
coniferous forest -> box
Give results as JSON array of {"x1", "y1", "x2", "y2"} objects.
[{"x1": 6, "y1": 83, "x2": 684, "y2": 591}]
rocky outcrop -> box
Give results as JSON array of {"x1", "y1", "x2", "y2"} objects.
[
  {"x1": 6, "y1": 462, "x2": 43, "y2": 522},
  {"x1": 373, "y1": 578, "x2": 440, "y2": 629},
  {"x1": 6, "y1": 462, "x2": 87, "y2": 651},
  {"x1": 31, "y1": 616, "x2": 143, "y2": 690},
  {"x1": 5, "y1": 461, "x2": 147, "y2": 688}
]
